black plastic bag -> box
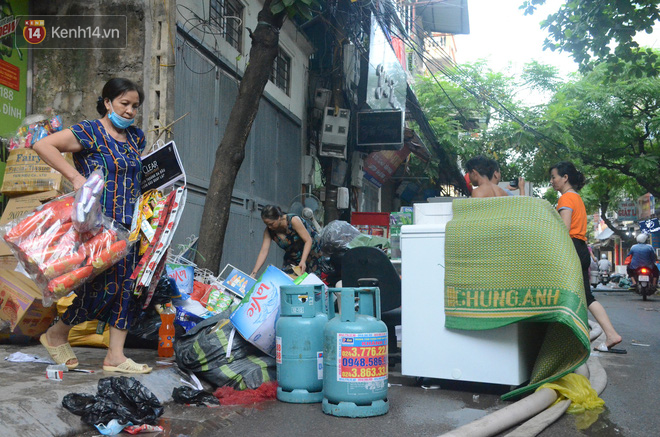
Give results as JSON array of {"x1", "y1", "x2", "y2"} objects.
[
  {"x1": 172, "y1": 386, "x2": 220, "y2": 406},
  {"x1": 62, "y1": 376, "x2": 164, "y2": 426},
  {"x1": 153, "y1": 277, "x2": 180, "y2": 304},
  {"x1": 126, "y1": 276, "x2": 185, "y2": 349}
]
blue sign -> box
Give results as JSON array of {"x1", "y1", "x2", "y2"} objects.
[{"x1": 639, "y1": 218, "x2": 660, "y2": 234}]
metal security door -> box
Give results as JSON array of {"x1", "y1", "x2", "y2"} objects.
[{"x1": 173, "y1": 33, "x2": 302, "y2": 274}]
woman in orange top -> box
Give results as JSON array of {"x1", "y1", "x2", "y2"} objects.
[{"x1": 550, "y1": 162, "x2": 625, "y2": 353}]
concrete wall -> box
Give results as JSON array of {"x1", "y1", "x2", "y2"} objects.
[{"x1": 31, "y1": 0, "x2": 148, "y2": 129}]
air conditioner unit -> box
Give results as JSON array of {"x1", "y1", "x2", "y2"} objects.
[
  {"x1": 351, "y1": 152, "x2": 364, "y2": 188},
  {"x1": 319, "y1": 107, "x2": 350, "y2": 159},
  {"x1": 605, "y1": 211, "x2": 618, "y2": 220},
  {"x1": 314, "y1": 88, "x2": 332, "y2": 111}
]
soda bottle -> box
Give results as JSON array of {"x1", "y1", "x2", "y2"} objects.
[{"x1": 158, "y1": 303, "x2": 176, "y2": 357}]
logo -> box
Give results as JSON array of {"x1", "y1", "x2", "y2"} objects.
[
  {"x1": 0, "y1": 16, "x2": 17, "y2": 39},
  {"x1": 341, "y1": 337, "x2": 354, "y2": 344},
  {"x1": 23, "y1": 20, "x2": 46, "y2": 44}
]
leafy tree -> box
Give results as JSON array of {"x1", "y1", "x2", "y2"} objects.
[
  {"x1": 195, "y1": 0, "x2": 318, "y2": 273},
  {"x1": 521, "y1": 0, "x2": 660, "y2": 76},
  {"x1": 413, "y1": 62, "x2": 538, "y2": 180},
  {"x1": 545, "y1": 61, "x2": 660, "y2": 199}
]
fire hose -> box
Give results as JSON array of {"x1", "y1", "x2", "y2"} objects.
[{"x1": 438, "y1": 321, "x2": 607, "y2": 437}]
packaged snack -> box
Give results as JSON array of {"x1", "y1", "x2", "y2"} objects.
[{"x1": 0, "y1": 192, "x2": 133, "y2": 305}]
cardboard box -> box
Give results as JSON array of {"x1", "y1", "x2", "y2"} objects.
[
  {"x1": 0, "y1": 148, "x2": 74, "y2": 197},
  {"x1": 0, "y1": 269, "x2": 56, "y2": 338},
  {"x1": 229, "y1": 265, "x2": 294, "y2": 357},
  {"x1": 0, "y1": 190, "x2": 61, "y2": 260}
]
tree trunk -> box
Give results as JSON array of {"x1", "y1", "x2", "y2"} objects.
[
  {"x1": 600, "y1": 201, "x2": 634, "y2": 244},
  {"x1": 195, "y1": 2, "x2": 285, "y2": 273}
]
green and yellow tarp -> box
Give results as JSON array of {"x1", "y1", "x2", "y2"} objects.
[{"x1": 444, "y1": 196, "x2": 590, "y2": 399}]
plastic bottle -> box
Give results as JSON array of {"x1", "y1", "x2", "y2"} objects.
[{"x1": 158, "y1": 303, "x2": 176, "y2": 357}]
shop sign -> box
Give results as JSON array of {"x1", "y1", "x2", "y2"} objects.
[
  {"x1": 639, "y1": 218, "x2": 660, "y2": 234},
  {"x1": 0, "y1": 0, "x2": 28, "y2": 137},
  {"x1": 616, "y1": 199, "x2": 637, "y2": 221},
  {"x1": 363, "y1": 145, "x2": 411, "y2": 188},
  {"x1": 366, "y1": 13, "x2": 406, "y2": 112},
  {"x1": 636, "y1": 193, "x2": 655, "y2": 220}
]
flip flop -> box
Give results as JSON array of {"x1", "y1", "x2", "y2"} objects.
[
  {"x1": 103, "y1": 358, "x2": 152, "y2": 374},
  {"x1": 594, "y1": 343, "x2": 627, "y2": 354},
  {"x1": 40, "y1": 334, "x2": 79, "y2": 369}
]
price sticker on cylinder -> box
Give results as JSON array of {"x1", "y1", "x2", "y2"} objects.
[
  {"x1": 276, "y1": 336, "x2": 282, "y2": 364},
  {"x1": 337, "y1": 332, "x2": 387, "y2": 382}
]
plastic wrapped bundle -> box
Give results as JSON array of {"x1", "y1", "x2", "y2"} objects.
[
  {"x1": 319, "y1": 220, "x2": 361, "y2": 255},
  {"x1": 1, "y1": 192, "x2": 133, "y2": 305},
  {"x1": 71, "y1": 169, "x2": 105, "y2": 233}
]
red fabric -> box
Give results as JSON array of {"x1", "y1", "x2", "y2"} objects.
[
  {"x1": 624, "y1": 254, "x2": 632, "y2": 265},
  {"x1": 464, "y1": 173, "x2": 473, "y2": 194},
  {"x1": 191, "y1": 281, "x2": 212, "y2": 306},
  {"x1": 213, "y1": 381, "x2": 278, "y2": 405}
]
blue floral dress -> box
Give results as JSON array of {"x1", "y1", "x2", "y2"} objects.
[
  {"x1": 60, "y1": 120, "x2": 145, "y2": 330},
  {"x1": 268, "y1": 214, "x2": 323, "y2": 274}
]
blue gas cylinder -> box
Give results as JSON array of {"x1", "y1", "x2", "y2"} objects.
[
  {"x1": 276, "y1": 284, "x2": 328, "y2": 403},
  {"x1": 322, "y1": 286, "x2": 389, "y2": 417}
]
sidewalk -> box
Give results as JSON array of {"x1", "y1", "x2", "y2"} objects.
[{"x1": 0, "y1": 343, "x2": 185, "y2": 437}]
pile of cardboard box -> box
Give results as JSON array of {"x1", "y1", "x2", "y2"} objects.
[{"x1": 0, "y1": 148, "x2": 73, "y2": 343}]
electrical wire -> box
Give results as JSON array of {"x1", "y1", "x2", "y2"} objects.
[{"x1": 367, "y1": 6, "x2": 569, "y2": 153}]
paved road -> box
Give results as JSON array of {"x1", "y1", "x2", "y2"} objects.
[
  {"x1": 540, "y1": 290, "x2": 660, "y2": 437},
  {"x1": 67, "y1": 291, "x2": 660, "y2": 437}
]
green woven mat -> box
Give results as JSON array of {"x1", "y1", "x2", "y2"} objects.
[{"x1": 444, "y1": 196, "x2": 590, "y2": 399}]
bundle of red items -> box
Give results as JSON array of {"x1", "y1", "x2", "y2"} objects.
[{"x1": 1, "y1": 193, "x2": 132, "y2": 305}]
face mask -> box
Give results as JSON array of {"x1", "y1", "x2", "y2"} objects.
[{"x1": 107, "y1": 101, "x2": 135, "y2": 129}]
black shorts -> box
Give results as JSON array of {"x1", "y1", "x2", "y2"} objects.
[{"x1": 572, "y1": 238, "x2": 596, "y2": 306}]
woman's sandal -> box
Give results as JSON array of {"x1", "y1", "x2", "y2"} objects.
[
  {"x1": 39, "y1": 334, "x2": 79, "y2": 370},
  {"x1": 103, "y1": 358, "x2": 152, "y2": 374}
]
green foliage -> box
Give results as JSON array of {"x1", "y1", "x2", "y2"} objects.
[
  {"x1": 546, "y1": 60, "x2": 660, "y2": 199},
  {"x1": 521, "y1": 0, "x2": 660, "y2": 77},
  {"x1": 270, "y1": 0, "x2": 320, "y2": 19},
  {"x1": 410, "y1": 55, "x2": 659, "y2": 214}
]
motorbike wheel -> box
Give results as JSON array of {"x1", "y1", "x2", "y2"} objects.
[{"x1": 643, "y1": 294, "x2": 648, "y2": 301}]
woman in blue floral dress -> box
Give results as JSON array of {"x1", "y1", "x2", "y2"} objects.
[
  {"x1": 33, "y1": 78, "x2": 151, "y2": 373},
  {"x1": 251, "y1": 205, "x2": 323, "y2": 277}
]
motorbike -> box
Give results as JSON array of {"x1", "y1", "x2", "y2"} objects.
[
  {"x1": 632, "y1": 266, "x2": 655, "y2": 301},
  {"x1": 599, "y1": 270, "x2": 610, "y2": 286}
]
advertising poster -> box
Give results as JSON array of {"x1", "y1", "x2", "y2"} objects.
[
  {"x1": 229, "y1": 265, "x2": 293, "y2": 357},
  {"x1": 0, "y1": 0, "x2": 28, "y2": 137},
  {"x1": 363, "y1": 145, "x2": 411, "y2": 188}
]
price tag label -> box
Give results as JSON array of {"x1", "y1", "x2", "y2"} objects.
[
  {"x1": 276, "y1": 336, "x2": 282, "y2": 364},
  {"x1": 337, "y1": 332, "x2": 387, "y2": 382}
]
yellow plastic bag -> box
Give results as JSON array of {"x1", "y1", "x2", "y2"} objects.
[
  {"x1": 536, "y1": 373, "x2": 605, "y2": 414},
  {"x1": 56, "y1": 295, "x2": 109, "y2": 348}
]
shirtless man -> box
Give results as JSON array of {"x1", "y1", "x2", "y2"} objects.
[
  {"x1": 488, "y1": 159, "x2": 526, "y2": 196},
  {"x1": 465, "y1": 156, "x2": 509, "y2": 198}
]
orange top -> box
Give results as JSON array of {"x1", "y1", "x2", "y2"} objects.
[{"x1": 557, "y1": 191, "x2": 587, "y2": 241}]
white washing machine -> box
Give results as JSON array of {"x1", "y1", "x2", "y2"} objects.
[{"x1": 401, "y1": 202, "x2": 540, "y2": 386}]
